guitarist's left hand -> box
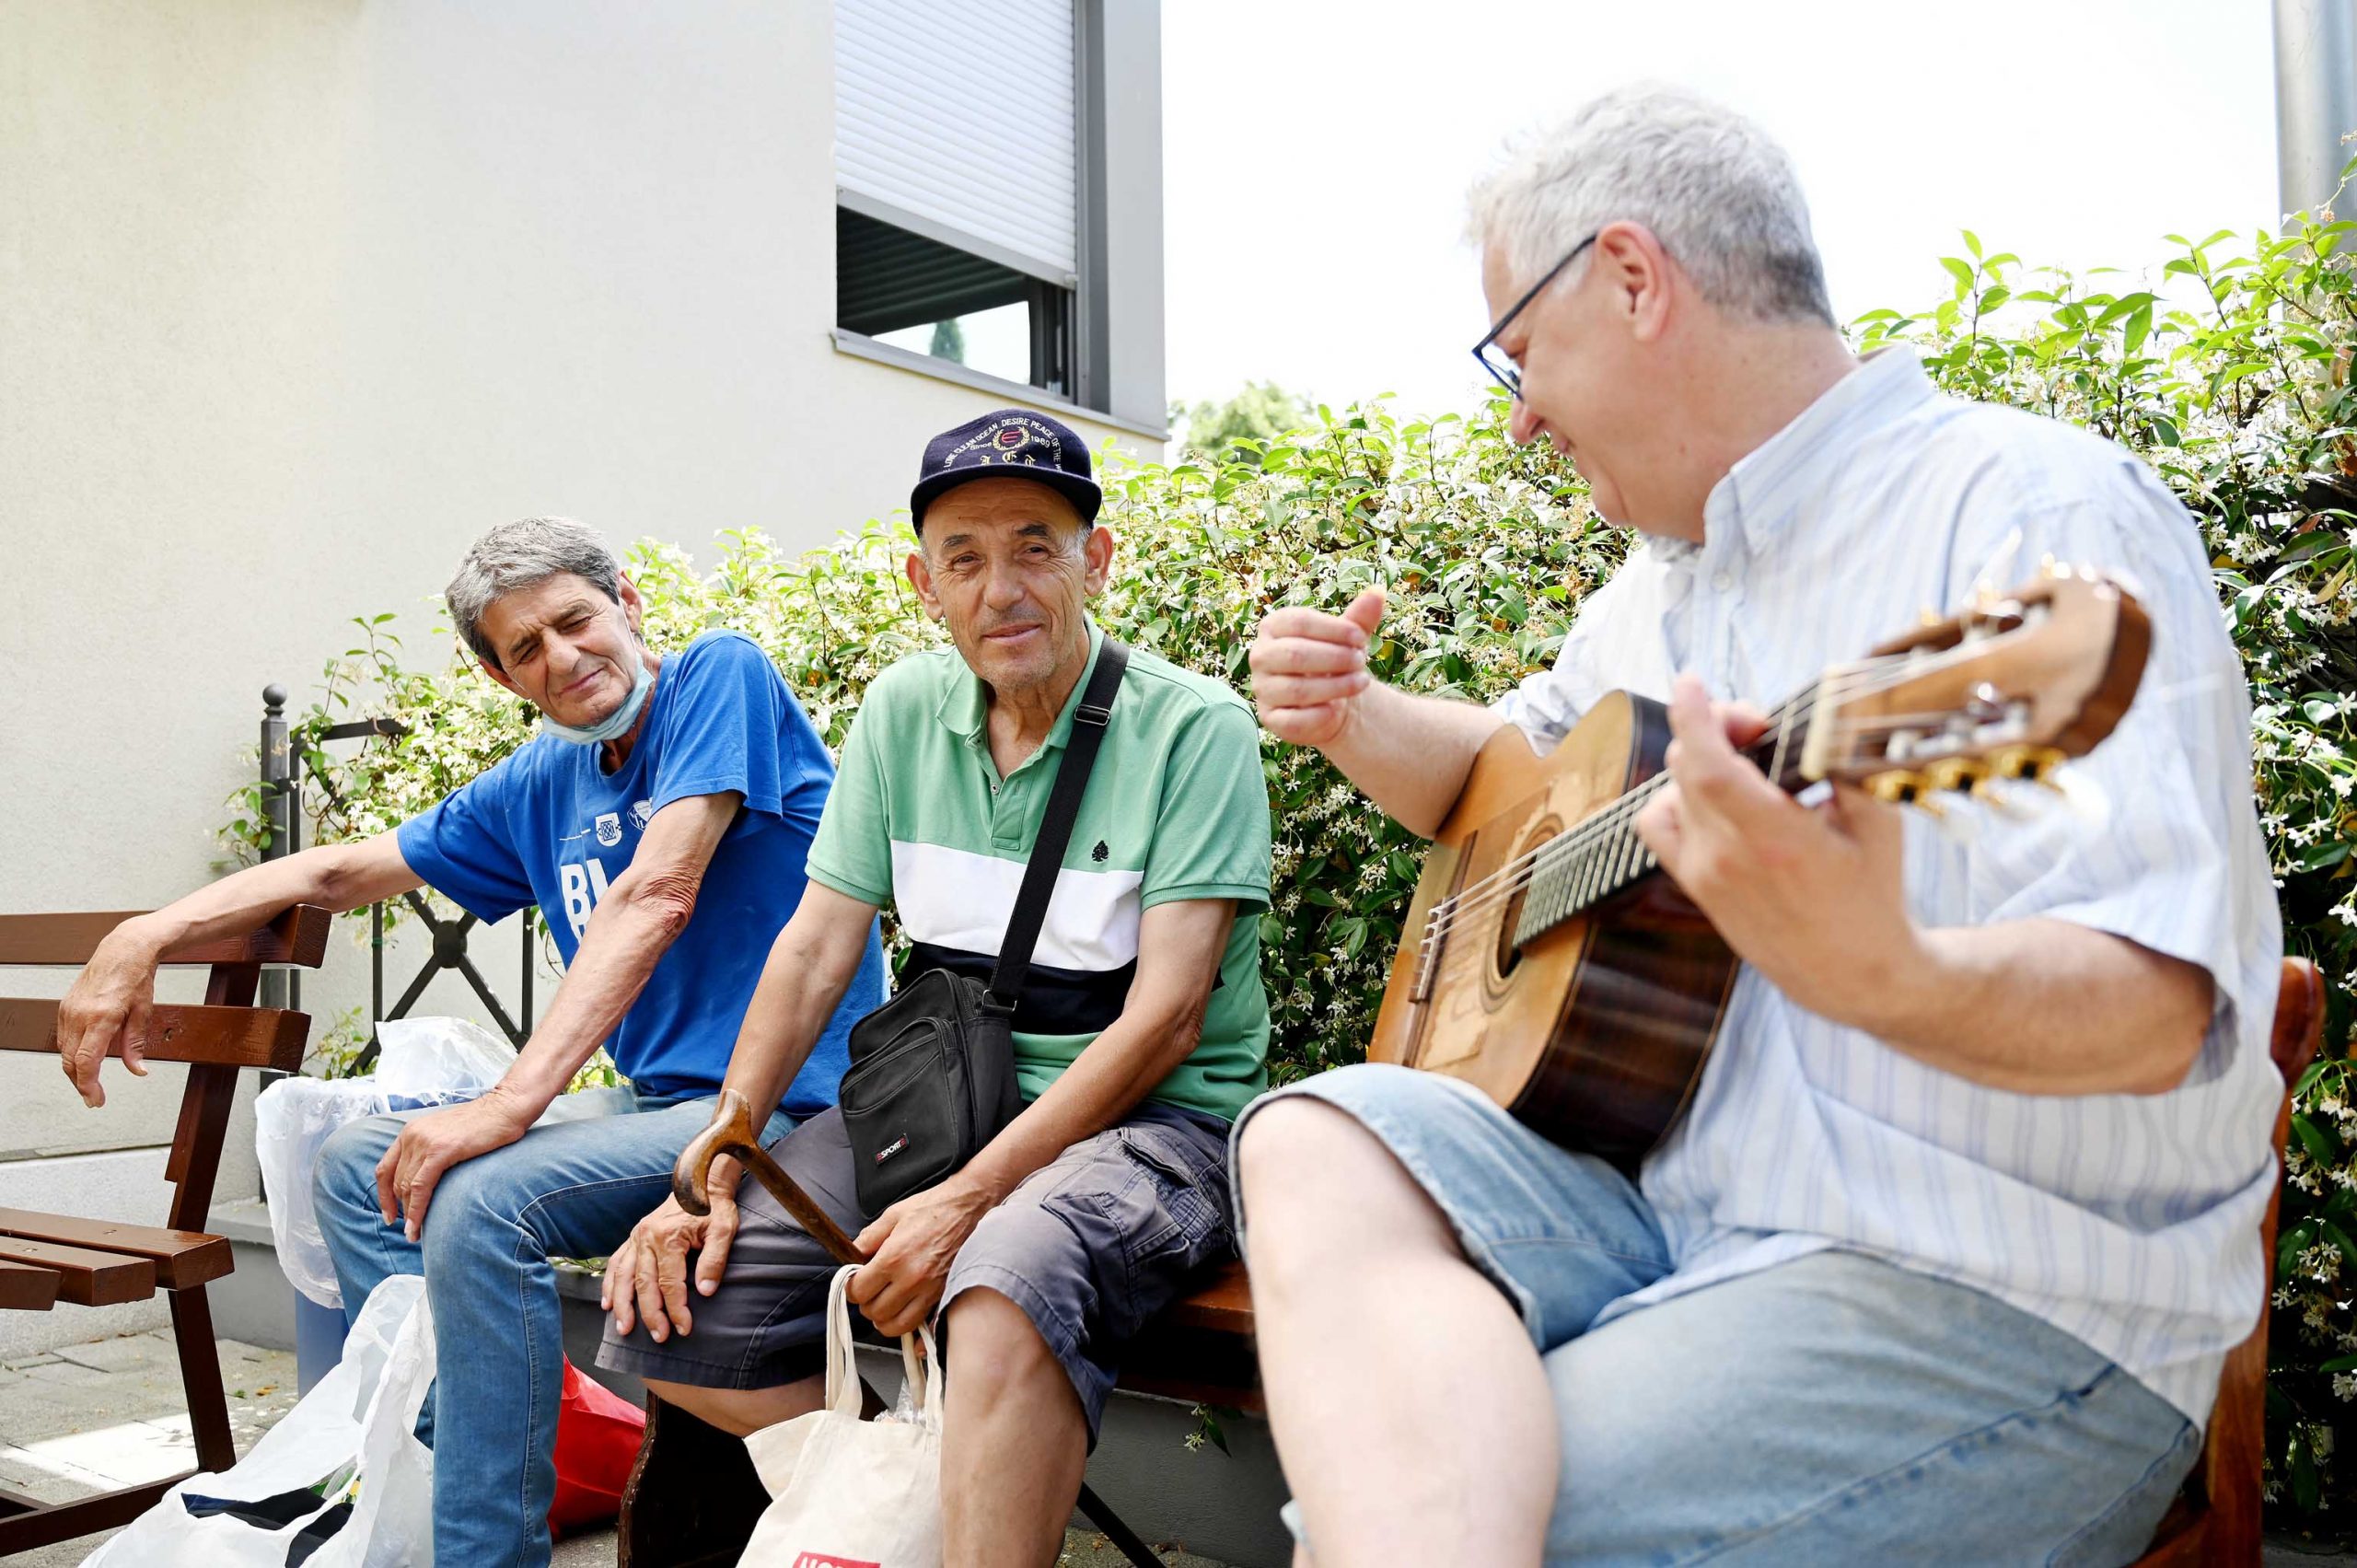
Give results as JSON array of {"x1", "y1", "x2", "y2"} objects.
[{"x1": 1635, "y1": 674, "x2": 1919, "y2": 1028}]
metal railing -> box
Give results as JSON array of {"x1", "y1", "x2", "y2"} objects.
[{"x1": 258, "y1": 684, "x2": 535, "y2": 1070}]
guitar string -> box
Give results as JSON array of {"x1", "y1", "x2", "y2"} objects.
[
  {"x1": 1412, "y1": 654, "x2": 1907, "y2": 942},
  {"x1": 1416, "y1": 638, "x2": 1990, "y2": 935},
  {"x1": 1414, "y1": 695, "x2": 2009, "y2": 952},
  {"x1": 1411, "y1": 659, "x2": 2010, "y2": 959}
]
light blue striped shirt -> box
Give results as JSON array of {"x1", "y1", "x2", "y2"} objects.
[{"x1": 1493, "y1": 347, "x2": 2284, "y2": 1425}]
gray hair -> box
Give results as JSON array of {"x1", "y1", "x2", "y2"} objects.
[
  {"x1": 446, "y1": 517, "x2": 622, "y2": 667},
  {"x1": 1466, "y1": 84, "x2": 1835, "y2": 328}
]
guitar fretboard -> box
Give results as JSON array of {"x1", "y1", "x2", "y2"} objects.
[{"x1": 1503, "y1": 685, "x2": 1821, "y2": 950}]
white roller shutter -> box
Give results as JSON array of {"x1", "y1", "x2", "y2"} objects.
[{"x1": 834, "y1": 0, "x2": 1079, "y2": 283}]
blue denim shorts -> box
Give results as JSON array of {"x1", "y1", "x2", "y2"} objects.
[
  {"x1": 1232, "y1": 1064, "x2": 2200, "y2": 1565},
  {"x1": 599, "y1": 1100, "x2": 1234, "y2": 1440}
]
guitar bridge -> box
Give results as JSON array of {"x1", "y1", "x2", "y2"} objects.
[{"x1": 1410, "y1": 915, "x2": 1446, "y2": 1003}]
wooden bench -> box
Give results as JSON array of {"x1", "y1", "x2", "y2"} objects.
[
  {"x1": 622, "y1": 957, "x2": 2322, "y2": 1567},
  {"x1": 2131, "y1": 954, "x2": 2324, "y2": 1566},
  {"x1": 0, "y1": 907, "x2": 326, "y2": 1557}
]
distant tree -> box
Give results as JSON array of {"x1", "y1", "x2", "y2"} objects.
[
  {"x1": 1170, "y1": 380, "x2": 1314, "y2": 464},
  {"x1": 930, "y1": 318, "x2": 966, "y2": 364}
]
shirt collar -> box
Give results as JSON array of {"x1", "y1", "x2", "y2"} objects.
[
  {"x1": 1705, "y1": 345, "x2": 1935, "y2": 557},
  {"x1": 937, "y1": 619, "x2": 1107, "y2": 760}
]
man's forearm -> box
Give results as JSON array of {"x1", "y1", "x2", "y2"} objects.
[
  {"x1": 1851, "y1": 918, "x2": 2214, "y2": 1097},
  {"x1": 958, "y1": 1002, "x2": 1205, "y2": 1205},
  {"x1": 493, "y1": 893, "x2": 687, "y2": 1110},
  {"x1": 1320, "y1": 683, "x2": 1503, "y2": 840},
  {"x1": 123, "y1": 835, "x2": 419, "y2": 958},
  {"x1": 714, "y1": 910, "x2": 875, "y2": 1121}
]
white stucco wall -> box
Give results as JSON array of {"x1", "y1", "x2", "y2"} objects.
[{"x1": 0, "y1": 0, "x2": 1163, "y2": 1351}]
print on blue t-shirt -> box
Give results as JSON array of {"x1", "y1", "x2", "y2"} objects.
[{"x1": 395, "y1": 630, "x2": 885, "y2": 1114}]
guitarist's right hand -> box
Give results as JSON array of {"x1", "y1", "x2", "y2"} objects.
[{"x1": 1249, "y1": 588, "x2": 1387, "y2": 749}]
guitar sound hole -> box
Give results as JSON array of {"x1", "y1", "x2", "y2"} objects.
[{"x1": 1492, "y1": 835, "x2": 1550, "y2": 986}]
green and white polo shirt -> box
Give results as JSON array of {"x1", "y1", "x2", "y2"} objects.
[{"x1": 805, "y1": 622, "x2": 1272, "y2": 1122}]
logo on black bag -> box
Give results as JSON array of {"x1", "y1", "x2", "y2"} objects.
[
  {"x1": 1091, "y1": 840, "x2": 1109, "y2": 863},
  {"x1": 876, "y1": 1135, "x2": 909, "y2": 1166}
]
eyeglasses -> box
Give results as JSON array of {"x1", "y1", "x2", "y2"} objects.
[{"x1": 1470, "y1": 233, "x2": 1596, "y2": 400}]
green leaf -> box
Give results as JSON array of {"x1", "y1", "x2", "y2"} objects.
[
  {"x1": 1939, "y1": 256, "x2": 1976, "y2": 295},
  {"x1": 2294, "y1": 1112, "x2": 2340, "y2": 1169}
]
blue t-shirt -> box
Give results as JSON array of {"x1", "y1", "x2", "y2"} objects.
[{"x1": 395, "y1": 630, "x2": 886, "y2": 1112}]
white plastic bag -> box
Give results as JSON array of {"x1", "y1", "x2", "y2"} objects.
[
  {"x1": 254, "y1": 1076, "x2": 389, "y2": 1308},
  {"x1": 83, "y1": 1274, "x2": 438, "y2": 1567},
  {"x1": 739, "y1": 1265, "x2": 945, "y2": 1568},
  {"x1": 254, "y1": 1017, "x2": 514, "y2": 1308},
  {"x1": 372, "y1": 1016, "x2": 514, "y2": 1100}
]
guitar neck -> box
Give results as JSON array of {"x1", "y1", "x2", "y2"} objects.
[{"x1": 1508, "y1": 683, "x2": 1821, "y2": 948}]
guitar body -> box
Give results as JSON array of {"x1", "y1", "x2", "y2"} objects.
[
  {"x1": 1367, "y1": 692, "x2": 1736, "y2": 1168},
  {"x1": 1365, "y1": 565, "x2": 2149, "y2": 1169}
]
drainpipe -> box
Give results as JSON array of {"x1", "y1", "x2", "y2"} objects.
[{"x1": 2276, "y1": 0, "x2": 2357, "y2": 221}]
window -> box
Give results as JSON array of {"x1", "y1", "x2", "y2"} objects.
[{"x1": 833, "y1": 0, "x2": 1085, "y2": 401}]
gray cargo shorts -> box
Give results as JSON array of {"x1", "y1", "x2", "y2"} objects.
[{"x1": 597, "y1": 1099, "x2": 1235, "y2": 1438}]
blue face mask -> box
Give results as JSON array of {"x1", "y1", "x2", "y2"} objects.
[{"x1": 540, "y1": 650, "x2": 655, "y2": 747}]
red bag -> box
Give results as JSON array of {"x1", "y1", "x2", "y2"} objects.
[{"x1": 548, "y1": 1357, "x2": 648, "y2": 1540}]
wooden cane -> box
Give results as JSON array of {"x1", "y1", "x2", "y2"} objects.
[{"x1": 674, "y1": 1088, "x2": 868, "y2": 1266}]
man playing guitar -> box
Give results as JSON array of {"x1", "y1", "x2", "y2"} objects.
[{"x1": 1235, "y1": 85, "x2": 2284, "y2": 1564}]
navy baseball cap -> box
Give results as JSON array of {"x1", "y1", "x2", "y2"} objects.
[{"x1": 910, "y1": 408, "x2": 1102, "y2": 531}]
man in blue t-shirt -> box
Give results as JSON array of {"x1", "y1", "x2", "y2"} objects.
[{"x1": 52, "y1": 516, "x2": 884, "y2": 1565}]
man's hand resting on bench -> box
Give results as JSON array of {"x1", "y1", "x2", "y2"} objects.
[
  {"x1": 375, "y1": 1092, "x2": 539, "y2": 1242},
  {"x1": 604, "y1": 1154, "x2": 745, "y2": 1343},
  {"x1": 54, "y1": 924, "x2": 166, "y2": 1109}
]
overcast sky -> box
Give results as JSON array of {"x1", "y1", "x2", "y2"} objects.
[{"x1": 1158, "y1": 0, "x2": 2284, "y2": 419}]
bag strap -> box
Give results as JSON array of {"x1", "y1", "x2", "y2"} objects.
[{"x1": 987, "y1": 636, "x2": 1130, "y2": 1007}]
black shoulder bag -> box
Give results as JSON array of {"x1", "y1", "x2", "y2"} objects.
[{"x1": 838, "y1": 638, "x2": 1130, "y2": 1215}]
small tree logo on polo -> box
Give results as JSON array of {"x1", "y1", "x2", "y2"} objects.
[{"x1": 1091, "y1": 840, "x2": 1109, "y2": 863}]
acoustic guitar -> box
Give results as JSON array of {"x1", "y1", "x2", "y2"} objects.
[{"x1": 1366, "y1": 564, "x2": 2150, "y2": 1167}]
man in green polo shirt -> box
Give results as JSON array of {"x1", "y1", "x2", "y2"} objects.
[{"x1": 598, "y1": 408, "x2": 1271, "y2": 1567}]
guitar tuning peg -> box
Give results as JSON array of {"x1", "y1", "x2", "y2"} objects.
[
  {"x1": 1988, "y1": 744, "x2": 2068, "y2": 783},
  {"x1": 1922, "y1": 758, "x2": 1991, "y2": 795},
  {"x1": 1864, "y1": 769, "x2": 1930, "y2": 806}
]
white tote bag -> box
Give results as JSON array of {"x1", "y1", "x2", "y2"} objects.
[
  {"x1": 740, "y1": 1264, "x2": 945, "y2": 1568},
  {"x1": 83, "y1": 1274, "x2": 437, "y2": 1567}
]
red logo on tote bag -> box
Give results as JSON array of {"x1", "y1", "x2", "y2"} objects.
[{"x1": 793, "y1": 1555, "x2": 881, "y2": 1568}]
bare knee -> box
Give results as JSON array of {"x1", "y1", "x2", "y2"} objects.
[
  {"x1": 1238, "y1": 1098, "x2": 1455, "y2": 1280},
  {"x1": 943, "y1": 1287, "x2": 1061, "y2": 1408}
]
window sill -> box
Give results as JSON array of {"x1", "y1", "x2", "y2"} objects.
[{"x1": 830, "y1": 331, "x2": 1169, "y2": 444}]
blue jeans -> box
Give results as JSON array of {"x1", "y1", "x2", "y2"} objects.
[
  {"x1": 1236, "y1": 1066, "x2": 2202, "y2": 1566},
  {"x1": 313, "y1": 1086, "x2": 793, "y2": 1568}
]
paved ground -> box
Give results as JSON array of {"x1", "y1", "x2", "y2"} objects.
[{"x1": 0, "y1": 1327, "x2": 1225, "y2": 1566}]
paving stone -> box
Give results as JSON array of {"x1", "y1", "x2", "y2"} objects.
[
  {"x1": 13, "y1": 1413, "x2": 193, "y2": 1489},
  {"x1": 0, "y1": 1351, "x2": 63, "y2": 1371},
  {"x1": 52, "y1": 1332, "x2": 163, "y2": 1374},
  {"x1": 0, "y1": 1376, "x2": 137, "y2": 1444},
  {"x1": 16, "y1": 1356, "x2": 114, "y2": 1388},
  {"x1": 0, "y1": 1441, "x2": 117, "y2": 1504}
]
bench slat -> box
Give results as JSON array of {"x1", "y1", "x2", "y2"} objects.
[
  {"x1": 0, "y1": 1239, "x2": 156, "y2": 1306},
  {"x1": 0, "y1": 998, "x2": 308, "y2": 1073},
  {"x1": 0, "y1": 1262, "x2": 58, "y2": 1311},
  {"x1": 1165, "y1": 1260, "x2": 1254, "y2": 1334},
  {"x1": 0, "y1": 907, "x2": 331, "y2": 970},
  {"x1": 0, "y1": 1210, "x2": 230, "y2": 1291}
]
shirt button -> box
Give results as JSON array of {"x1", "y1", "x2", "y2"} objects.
[{"x1": 1712, "y1": 570, "x2": 1735, "y2": 591}]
